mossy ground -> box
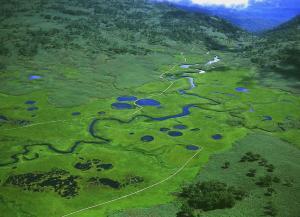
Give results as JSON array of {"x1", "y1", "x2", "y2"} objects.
[{"x1": 1, "y1": 49, "x2": 299, "y2": 217}]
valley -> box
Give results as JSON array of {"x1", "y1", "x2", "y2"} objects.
[{"x1": 0, "y1": 1, "x2": 299, "y2": 217}]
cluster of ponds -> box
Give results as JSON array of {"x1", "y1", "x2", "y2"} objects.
[
  {"x1": 15, "y1": 59, "x2": 273, "y2": 169},
  {"x1": 138, "y1": 124, "x2": 223, "y2": 151},
  {"x1": 74, "y1": 158, "x2": 113, "y2": 172},
  {"x1": 25, "y1": 100, "x2": 38, "y2": 112}
]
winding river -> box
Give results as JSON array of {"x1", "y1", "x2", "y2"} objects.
[{"x1": 0, "y1": 68, "x2": 223, "y2": 167}]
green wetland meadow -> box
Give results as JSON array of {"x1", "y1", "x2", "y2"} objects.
[{"x1": 0, "y1": 1, "x2": 299, "y2": 217}]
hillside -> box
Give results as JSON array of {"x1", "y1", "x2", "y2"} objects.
[
  {"x1": 0, "y1": 0, "x2": 248, "y2": 106},
  {"x1": 265, "y1": 15, "x2": 300, "y2": 39},
  {"x1": 248, "y1": 15, "x2": 300, "y2": 81}
]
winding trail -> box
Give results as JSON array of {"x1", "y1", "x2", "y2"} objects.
[{"x1": 61, "y1": 147, "x2": 202, "y2": 217}]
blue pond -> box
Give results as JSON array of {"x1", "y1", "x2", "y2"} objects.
[
  {"x1": 27, "y1": 107, "x2": 38, "y2": 111},
  {"x1": 25, "y1": 100, "x2": 36, "y2": 105},
  {"x1": 186, "y1": 145, "x2": 199, "y2": 151},
  {"x1": 72, "y1": 112, "x2": 81, "y2": 116},
  {"x1": 111, "y1": 103, "x2": 134, "y2": 110},
  {"x1": 160, "y1": 127, "x2": 170, "y2": 132},
  {"x1": 117, "y1": 96, "x2": 137, "y2": 102},
  {"x1": 235, "y1": 87, "x2": 249, "y2": 93},
  {"x1": 136, "y1": 99, "x2": 160, "y2": 107},
  {"x1": 263, "y1": 116, "x2": 272, "y2": 121},
  {"x1": 168, "y1": 131, "x2": 183, "y2": 137},
  {"x1": 141, "y1": 135, "x2": 154, "y2": 142},
  {"x1": 212, "y1": 134, "x2": 223, "y2": 140},
  {"x1": 174, "y1": 124, "x2": 188, "y2": 130},
  {"x1": 29, "y1": 75, "x2": 42, "y2": 80}
]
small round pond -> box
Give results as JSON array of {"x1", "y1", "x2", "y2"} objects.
[
  {"x1": 235, "y1": 87, "x2": 249, "y2": 93},
  {"x1": 72, "y1": 112, "x2": 81, "y2": 116},
  {"x1": 29, "y1": 75, "x2": 42, "y2": 80},
  {"x1": 141, "y1": 135, "x2": 154, "y2": 142},
  {"x1": 160, "y1": 127, "x2": 170, "y2": 132},
  {"x1": 27, "y1": 107, "x2": 38, "y2": 111},
  {"x1": 168, "y1": 131, "x2": 183, "y2": 137},
  {"x1": 174, "y1": 124, "x2": 188, "y2": 130},
  {"x1": 263, "y1": 116, "x2": 272, "y2": 121},
  {"x1": 186, "y1": 145, "x2": 199, "y2": 151},
  {"x1": 25, "y1": 100, "x2": 36, "y2": 105},
  {"x1": 212, "y1": 134, "x2": 223, "y2": 140}
]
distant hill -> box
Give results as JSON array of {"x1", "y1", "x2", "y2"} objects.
[
  {"x1": 264, "y1": 15, "x2": 300, "y2": 40},
  {"x1": 172, "y1": 0, "x2": 300, "y2": 32}
]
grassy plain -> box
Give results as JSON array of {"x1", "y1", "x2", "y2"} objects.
[{"x1": 1, "y1": 51, "x2": 300, "y2": 216}]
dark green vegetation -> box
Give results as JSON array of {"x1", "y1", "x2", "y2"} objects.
[
  {"x1": 4, "y1": 169, "x2": 79, "y2": 198},
  {"x1": 191, "y1": 133, "x2": 300, "y2": 217},
  {"x1": 178, "y1": 181, "x2": 247, "y2": 212},
  {"x1": 0, "y1": 0, "x2": 299, "y2": 217},
  {"x1": 115, "y1": 134, "x2": 299, "y2": 217},
  {"x1": 248, "y1": 15, "x2": 300, "y2": 84}
]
